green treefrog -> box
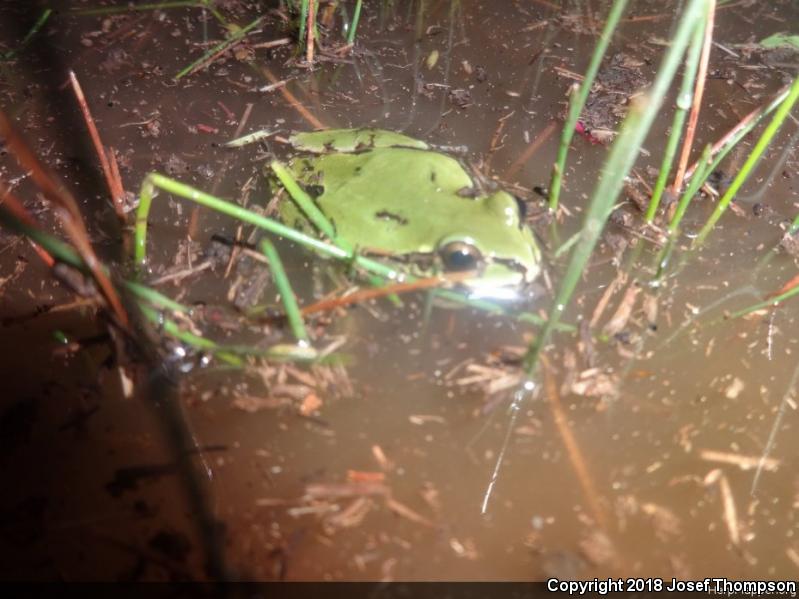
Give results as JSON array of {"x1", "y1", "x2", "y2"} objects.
[{"x1": 276, "y1": 128, "x2": 541, "y2": 300}]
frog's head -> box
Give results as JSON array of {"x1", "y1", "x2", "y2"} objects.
[{"x1": 433, "y1": 191, "x2": 541, "y2": 301}]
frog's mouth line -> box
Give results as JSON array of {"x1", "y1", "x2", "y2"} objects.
[{"x1": 357, "y1": 250, "x2": 533, "y2": 288}]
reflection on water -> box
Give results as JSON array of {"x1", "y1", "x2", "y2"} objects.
[{"x1": 0, "y1": 0, "x2": 798, "y2": 581}]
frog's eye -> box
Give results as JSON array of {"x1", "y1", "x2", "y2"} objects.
[{"x1": 438, "y1": 240, "x2": 482, "y2": 272}]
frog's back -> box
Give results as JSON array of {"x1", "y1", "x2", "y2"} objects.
[
  {"x1": 290, "y1": 128, "x2": 429, "y2": 153},
  {"x1": 293, "y1": 147, "x2": 481, "y2": 253}
]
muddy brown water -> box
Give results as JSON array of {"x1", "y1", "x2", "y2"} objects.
[{"x1": 1, "y1": 0, "x2": 798, "y2": 582}]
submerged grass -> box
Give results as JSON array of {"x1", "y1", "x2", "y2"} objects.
[
  {"x1": 695, "y1": 74, "x2": 799, "y2": 245},
  {"x1": 175, "y1": 15, "x2": 263, "y2": 79},
  {"x1": 524, "y1": 0, "x2": 710, "y2": 374},
  {"x1": 728, "y1": 283, "x2": 799, "y2": 320},
  {"x1": 667, "y1": 144, "x2": 712, "y2": 236},
  {"x1": 2, "y1": 8, "x2": 52, "y2": 60},
  {"x1": 259, "y1": 239, "x2": 310, "y2": 344},
  {"x1": 666, "y1": 84, "x2": 791, "y2": 241}
]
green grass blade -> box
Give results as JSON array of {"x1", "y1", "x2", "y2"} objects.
[
  {"x1": 646, "y1": 15, "x2": 706, "y2": 222},
  {"x1": 138, "y1": 305, "x2": 243, "y2": 365},
  {"x1": 0, "y1": 206, "x2": 82, "y2": 267},
  {"x1": 3, "y1": 8, "x2": 52, "y2": 60},
  {"x1": 695, "y1": 75, "x2": 799, "y2": 245},
  {"x1": 259, "y1": 239, "x2": 310, "y2": 344},
  {"x1": 298, "y1": 0, "x2": 309, "y2": 47},
  {"x1": 124, "y1": 281, "x2": 191, "y2": 313},
  {"x1": 667, "y1": 143, "x2": 712, "y2": 235},
  {"x1": 347, "y1": 0, "x2": 363, "y2": 44},
  {"x1": 547, "y1": 0, "x2": 629, "y2": 211},
  {"x1": 135, "y1": 172, "x2": 397, "y2": 280},
  {"x1": 728, "y1": 285, "x2": 799, "y2": 320},
  {"x1": 671, "y1": 85, "x2": 789, "y2": 236},
  {"x1": 271, "y1": 160, "x2": 340, "y2": 244},
  {"x1": 175, "y1": 16, "x2": 262, "y2": 80}
]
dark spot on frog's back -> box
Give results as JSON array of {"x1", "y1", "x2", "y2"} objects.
[
  {"x1": 300, "y1": 159, "x2": 315, "y2": 174},
  {"x1": 375, "y1": 211, "x2": 409, "y2": 225},
  {"x1": 305, "y1": 184, "x2": 324, "y2": 198},
  {"x1": 430, "y1": 170, "x2": 437, "y2": 183},
  {"x1": 456, "y1": 186, "x2": 479, "y2": 198}
]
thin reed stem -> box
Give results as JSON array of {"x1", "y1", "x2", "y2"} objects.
[
  {"x1": 645, "y1": 15, "x2": 705, "y2": 222},
  {"x1": 668, "y1": 144, "x2": 712, "y2": 235},
  {"x1": 695, "y1": 75, "x2": 799, "y2": 245},
  {"x1": 728, "y1": 285, "x2": 799, "y2": 320},
  {"x1": 134, "y1": 172, "x2": 395, "y2": 279},
  {"x1": 3, "y1": 8, "x2": 52, "y2": 60},
  {"x1": 271, "y1": 160, "x2": 339, "y2": 242},
  {"x1": 347, "y1": 0, "x2": 364, "y2": 44},
  {"x1": 299, "y1": 0, "x2": 308, "y2": 47},
  {"x1": 671, "y1": 0, "x2": 715, "y2": 193},
  {"x1": 306, "y1": 0, "x2": 316, "y2": 63},
  {"x1": 547, "y1": 0, "x2": 629, "y2": 211},
  {"x1": 259, "y1": 239, "x2": 310, "y2": 343},
  {"x1": 175, "y1": 16, "x2": 262, "y2": 79}
]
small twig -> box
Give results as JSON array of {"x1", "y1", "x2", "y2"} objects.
[
  {"x1": 300, "y1": 271, "x2": 476, "y2": 316},
  {"x1": 148, "y1": 260, "x2": 214, "y2": 286},
  {"x1": 671, "y1": 0, "x2": 715, "y2": 193},
  {"x1": 541, "y1": 355, "x2": 609, "y2": 530},
  {"x1": 69, "y1": 71, "x2": 126, "y2": 222},
  {"x1": 107, "y1": 147, "x2": 126, "y2": 208},
  {"x1": 258, "y1": 65, "x2": 325, "y2": 129},
  {"x1": 306, "y1": 0, "x2": 316, "y2": 64},
  {"x1": 251, "y1": 37, "x2": 291, "y2": 49},
  {"x1": 256, "y1": 80, "x2": 286, "y2": 93},
  {"x1": 552, "y1": 66, "x2": 585, "y2": 81},
  {"x1": 712, "y1": 41, "x2": 738, "y2": 58},
  {"x1": 504, "y1": 120, "x2": 557, "y2": 179},
  {"x1": 705, "y1": 470, "x2": 740, "y2": 546},
  {"x1": 699, "y1": 449, "x2": 779, "y2": 472}
]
